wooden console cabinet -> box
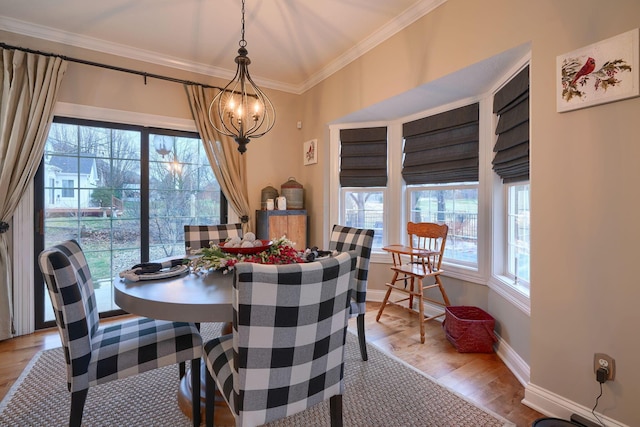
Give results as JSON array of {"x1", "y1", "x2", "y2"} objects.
[{"x1": 255, "y1": 210, "x2": 307, "y2": 249}]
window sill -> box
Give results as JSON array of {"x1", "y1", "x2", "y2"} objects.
[{"x1": 488, "y1": 275, "x2": 530, "y2": 316}]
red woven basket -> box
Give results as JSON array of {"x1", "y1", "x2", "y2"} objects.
[{"x1": 443, "y1": 306, "x2": 498, "y2": 353}]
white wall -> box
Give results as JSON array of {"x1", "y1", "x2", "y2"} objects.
[{"x1": 296, "y1": 1, "x2": 640, "y2": 425}]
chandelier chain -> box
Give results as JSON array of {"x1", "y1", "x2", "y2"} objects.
[{"x1": 240, "y1": 0, "x2": 247, "y2": 48}]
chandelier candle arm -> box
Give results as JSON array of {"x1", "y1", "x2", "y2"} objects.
[{"x1": 208, "y1": 0, "x2": 276, "y2": 154}]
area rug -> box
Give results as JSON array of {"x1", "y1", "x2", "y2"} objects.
[{"x1": 0, "y1": 323, "x2": 514, "y2": 426}]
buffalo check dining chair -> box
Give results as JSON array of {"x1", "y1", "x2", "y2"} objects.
[
  {"x1": 184, "y1": 223, "x2": 243, "y2": 254},
  {"x1": 202, "y1": 251, "x2": 357, "y2": 427},
  {"x1": 328, "y1": 224, "x2": 375, "y2": 361},
  {"x1": 38, "y1": 239, "x2": 203, "y2": 427}
]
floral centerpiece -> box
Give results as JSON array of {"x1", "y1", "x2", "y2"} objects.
[{"x1": 188, "y1": 235, "x2": 304, "y2": 274}]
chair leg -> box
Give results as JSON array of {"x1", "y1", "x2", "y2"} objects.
[
  {"x1": 69, "y1": 389, "x2": 88, "y2": 427},
  {"x1": 191, "y1": 358, "x2": 201, "y2": 427},
  {"x1": 329, "y1": 394, "x2": 343, "y2": 427},
  {"x1": 417, "y1": 280, "x2": 426, "y2": 344},
  {"x1": 356, "y1": 314, "x2": 368, "y2": 361},
  {"x1": 205, "y1": 367, "x2": 215, "y2": 427},
  {"x1": 435, "y1": 275, "x2": 451, "y2": 306},
  {"x1": 376, "y1": 271, "x2": 398, "y2": 321}
]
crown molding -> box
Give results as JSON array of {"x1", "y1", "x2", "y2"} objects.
[
  {"x1": 0, "y1": 0, "x2": 446, "y2": 95},
  {"x1": 299, "y1": 0, "x2": 447, "y2": 93}
]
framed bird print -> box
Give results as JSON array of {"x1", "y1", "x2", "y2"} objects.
[
  {"x1": 303, "y1": 139, "x2": 317, "y2": 165},
  {"x1": 557, "y1": 28, "x2": 639, "y2": 112}
]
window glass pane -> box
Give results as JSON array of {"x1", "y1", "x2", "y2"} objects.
[
  {"x1": 408, "y1": 184, "x2": 478, "y2": 265},
  {"x1": 42, "y1": 123, "x2": 141, "y2": 320},
  {"x1": 149, "y1": 134, "x2": 222, "y2": 260},
  {"x1": 507, "y1": 183, "x2": 530, "y2": 284},
  {"x1": 342, "y1": 190, "x2": 384, "y2": 249},
  {"x1": 40, "y1": 122, "x2": 225, "y2": 325}
]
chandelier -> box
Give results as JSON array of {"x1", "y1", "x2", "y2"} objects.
[{"x1": 209, "y1": 0, "x2": 275, "y2": 154}]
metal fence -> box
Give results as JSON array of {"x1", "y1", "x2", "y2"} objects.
[{"x1": 344, "y1": 210, "x2": 478, "y2": 259}]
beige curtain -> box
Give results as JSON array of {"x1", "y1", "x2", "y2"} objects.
[
  {"x1": 184, "y1": 85, "x2": 252, "y2": 232},
  {"x1": 0, "y1": 49, "x2": 67, "y2": 340}
]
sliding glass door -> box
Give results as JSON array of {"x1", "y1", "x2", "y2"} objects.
[{"x1": 35, "y1": 117, "x2": 225, "y2": 328}]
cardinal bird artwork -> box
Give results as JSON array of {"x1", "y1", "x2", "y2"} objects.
[
  {"x1": 558, "y1": 28, "x2": 637, "y2": 112},
  {"x1": 570, "y1": 57, "x2": 596, "y2": 86},
  {"x1": 303, "y1": 139, "x2": 317, "y2": 165},
  {"x1": 558, "y1": 28, "x2": 638, "y2": 112}
]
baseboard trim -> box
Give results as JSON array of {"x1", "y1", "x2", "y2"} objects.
[
  {"x1": 494, "y1": 333, "x2": 530, "y2": 386},
  {"x1": 368, "y1": 293, "x2": 628, "y2": 426},
  {"x1": 523, "y1": 383, "x2": 629, "y2": 427}
]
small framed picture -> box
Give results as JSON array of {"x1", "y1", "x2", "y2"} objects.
[
  {"x1": 557, "y1": 28, "x2": 639, "y2": 112},
  {"x1": 303, "y1": 139, "x2": 317, "y2": 165}
]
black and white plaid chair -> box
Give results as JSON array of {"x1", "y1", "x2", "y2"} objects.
[
  {"x1": 184, "y1": 223, "x2": 243, "y2": 253},
  {"x1": 328, "y1": 224, "x2": 375, "y2": 361},
  {"x1": 38, "y1": 240, "x2": 203, "y2": 427},
  {"x1": 203, "y1": 251, "x2": 357, "y2": 427}
]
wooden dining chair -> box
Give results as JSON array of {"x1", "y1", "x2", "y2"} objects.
[
  {"x1": 184, "y1": 223, "x2": 242, "y2": 253},
  {"x1": 202, "y1": 251, "x2": 357, "y2": 427},
  {"x1": 376, "y1": 222, "x2": 450, "y2": 343},
  {"x1": 328, "y1": 224, "x2": 375, "y2": 361},
  {"x1": 38, "y1": 239, "x2": 203, "y2": 427}
]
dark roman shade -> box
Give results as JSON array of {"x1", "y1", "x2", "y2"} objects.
[
  {"x1": 339, "y1": 127, "x2": 387, "y2": 187},
  {"x1": 402, "y1": 103, "x2": 479, "y2": 185},
  {"x1": 493, "y1": 65, "x2": 529, "y2": 183}
]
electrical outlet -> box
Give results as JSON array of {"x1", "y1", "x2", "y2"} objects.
[{"x1": 593, "y1": 353, "x2": 615, "y2": 381}]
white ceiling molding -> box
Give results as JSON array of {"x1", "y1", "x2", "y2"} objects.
[
  {"x1": 0, "y1": 0, "x2": 446, "y2": 95},
  {"x1": 298, "y1": 0, "x2": 447, "y2": 93}
]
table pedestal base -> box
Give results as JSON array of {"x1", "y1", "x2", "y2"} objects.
[
  {"x1": 178, "y1": 363, "x2": 235, "y2": 425},
  {"x1": 178, "y1": 324, "x2": 234, "y2": 424}
]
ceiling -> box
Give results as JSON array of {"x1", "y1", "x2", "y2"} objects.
[{"x1": 0, "y1": 0, "x2": 446, "y2": 94}]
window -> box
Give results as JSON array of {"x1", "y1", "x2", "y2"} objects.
[
  {"x1": 329, "y1": 57, "x2": 531, "y2": 312},
  {"x1": 61, "y1": 180, "x2": 74, "y2": 197},
  {"x1": 338, "y1": 127, "x2": 387, "y2": 249},
  {"x1": 148, "y1": 133, "x2": 223, "y2": 260},
  {"x1": 402, "y1": 103, "x2": 480, "y2": 268},
  {"x1": 507, "y1": 183, "x2": 530, "y2": 284},
  {"x1": 35, "y1": 117, "x2": 225, "y2": 328},
  {"x1": 408, "y1": 184, "x2": 478, "y2": 266},
  {"x1": 341, "y1": 189, "x2": 384, "y2": 248},
  {"x1": 492, "y1": 65, "x2": 530, "y2": 295}
]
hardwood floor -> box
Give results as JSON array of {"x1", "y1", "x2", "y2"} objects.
[
  {"x1": 358, "y1": 302, "x2": 543, "y2": 427},
  {"x1": 0, "y1": 305, "x2": 543, "y2": 426}
]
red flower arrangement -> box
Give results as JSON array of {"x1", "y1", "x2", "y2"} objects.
[{"x1": 189, "y1": 236, "x2": 304, "y2": 274}]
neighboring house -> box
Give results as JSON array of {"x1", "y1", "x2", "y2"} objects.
[{"x1": 43, "y1": 156, "x2": 99, "y2": 214}]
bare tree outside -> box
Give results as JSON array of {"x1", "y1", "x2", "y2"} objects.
[
  {"x1": 41, "y1": 122, "x2": 223, "y2": 321},
  {"x1": 148, "y1": 134, "x2": 221, "y2": 259},
  {"x1": 343, "y1": 190, "x2": 384, "y2": 248}
]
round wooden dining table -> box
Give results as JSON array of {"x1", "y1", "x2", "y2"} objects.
[
  {"x1": 114, "y1": 268, "x2": 234, "y2": 323},
  {"x1": 113, "y1": 268, "x2": 235, "y2": 421}
]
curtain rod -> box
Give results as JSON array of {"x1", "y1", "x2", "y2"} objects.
[{"x1": 0, "y1": 41, "x2": 224, "y2": 91}]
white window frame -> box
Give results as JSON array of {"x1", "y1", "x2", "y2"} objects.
[
  {"x1": 339, "y1": 187, "x2": 386, "y2": 250},
  {"x1": 406, "y1": 182, "x2": 480, "y2": 269},
  {"x1": 487, "y1": 60, "x2": 531, "y2": 315},
  {"x1": 328, "y1": 99, "x2": 490, "y2": 283},
  {"x1": 327, "y1": 58, "x2": 531, "y2": 316},
  {"x1": 506, "y1": 182, "x2": 530, "y2": 286},
  {"x1": 328, "y1": 122, "x2": 397, "y2": 264}
]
